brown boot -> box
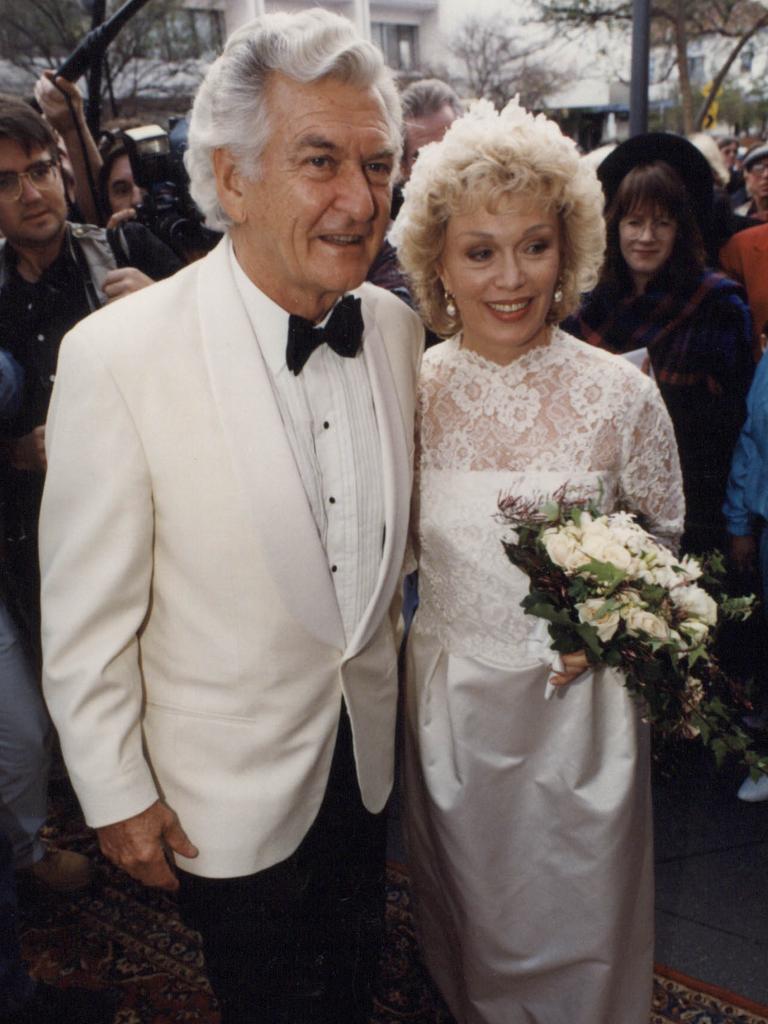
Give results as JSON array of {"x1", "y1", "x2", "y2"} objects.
[{"x1": 22, "y1": 848, "x2": 93, "y2": 893}]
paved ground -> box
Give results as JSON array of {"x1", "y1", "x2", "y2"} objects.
[{"x1": 653, "y1": 742, "x2": 768, "y2": 1004}]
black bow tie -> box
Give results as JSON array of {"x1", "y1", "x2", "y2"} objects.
[{"x1": 286, "y1": 295, "x2": 364, "y2": 375}]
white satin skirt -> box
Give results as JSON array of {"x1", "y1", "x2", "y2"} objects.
[{"x1": 403, "y1": 627, "x2": 654, "y2": 1024}]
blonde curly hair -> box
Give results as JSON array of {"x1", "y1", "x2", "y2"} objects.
[{"x1": 391, "y1": 99, "x2": 606, "y2": 337}]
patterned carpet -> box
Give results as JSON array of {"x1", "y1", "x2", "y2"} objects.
[{"x1": 17, "y1": 803, "x2": 768, "y2": 1024}]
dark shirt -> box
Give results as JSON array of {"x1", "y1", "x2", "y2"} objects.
[
  {"x1": 0, "y1": 222, "x2": 181, "y2": 437},
  {"x1": 0, "y1": 222, "x2": 181, "y2": 546},
  {"x1": 0, "y1": 237, "x2": 91, "y2": 434},
  {"x1": 366, "y1": 238, "x2": 440, "y2": 350}
]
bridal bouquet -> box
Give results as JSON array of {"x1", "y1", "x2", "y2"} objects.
[{"x1": 498, "y1": 490, "x2": 767, "y2": 777}]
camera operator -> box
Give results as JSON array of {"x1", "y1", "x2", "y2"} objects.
[
  {"x1": 98, "y1": 141, "x2": 146, "y2": 228},
  {"x1": 0, "y1": 94, "x2": 182, "y2": 661}
]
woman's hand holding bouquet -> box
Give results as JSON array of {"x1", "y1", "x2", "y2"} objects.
[{"x1": 499, "y1": 490, "x2": 767, "y2": 778}]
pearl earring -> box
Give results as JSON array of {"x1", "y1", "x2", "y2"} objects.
[
  {"x1": 445, "y1": 291, "x2": 457, "y2": 318},
  {"x1": 553, "y1": 283, "x2": 564, "y2": 304}
]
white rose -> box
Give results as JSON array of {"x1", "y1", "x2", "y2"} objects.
[
  {"x1": 678, "y1": 618, "x2": 709, "y2": 645},
  {"x1": 618, "y1": 589, "x2": 644, "y2": 609},
  {"x1": 542, "y1": 530, "x2": 577, "y2": 569},
  {"x1": 623, "y1": 606, "x2": 670, "y2": 640},
  {"x1": 671, "y1": 585, "x2": 718, "y2": 626},
  {"x1": 580, "y1": 516, "x2": 611, "y2": 538},
  {"x1": 563, "y1": 522, "x2": 584, "y2": 541},
  {"x1": 542, "y1": 530, "x2": 590, "y2": 572},
  {"x1": 649, "y1": 564, "x2": 682, "y2": 590},
  {"x1": 580, "y1": 532, "x2": 636, "y2": 573},
  {"x1": 604, "y1": 515, "x2": 644, "y2": 550},
  {"x1": 679, "y1": 555, "x2": 703, "y2": 582},
  {"x1": 577, "y1": 598, "x2": 621, "y2": 642},
  {"x1": 607, "y1": 511, "x2": 636, "y2": 529},
  {"x1": 602, "y1": 541, "x2": 639, "y2": 573},
  {"x1": 645, "y1": 540, "x2": 675, "y2": 563}
]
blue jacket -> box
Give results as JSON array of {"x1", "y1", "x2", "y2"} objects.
[
  {"x1": 724, "y1": 351, "x2": 768, "y2": 536},
  {"x1": 0, "y1": 349, "x2": 23, "y2": 420}
]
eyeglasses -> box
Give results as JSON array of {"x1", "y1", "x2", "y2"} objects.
[
  {"x1": 620, "y1": 214, "x2": 676, "y2": 237},
  {"x1": 0, "y1": 159, "x2": 59, "y2": 202},
  {"x1": 747, "y1": 161, "x2": 768, "y2": 176}
]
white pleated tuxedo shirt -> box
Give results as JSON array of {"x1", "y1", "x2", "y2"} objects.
[{"x1": 230, "y1": 241, "x2": 384, "y2": 643}]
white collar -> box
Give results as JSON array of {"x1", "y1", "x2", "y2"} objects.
[{"x1": 228, "y1": 237, "x2": 348, "y2": 377}]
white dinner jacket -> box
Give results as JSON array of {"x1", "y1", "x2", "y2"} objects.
[{"x1": 40, "y1": 239, "x2": 423, "y2": 877}]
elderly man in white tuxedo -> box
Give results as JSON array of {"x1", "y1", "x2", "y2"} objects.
[{"x1": 38, "y1": 11, "x2": 422, "y2": 1024}]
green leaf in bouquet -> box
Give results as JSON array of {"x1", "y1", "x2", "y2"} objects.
[
  {"x1": 686, "y1": 645, "x2": 708, "y2": 669},
  {"x1": 700, "y1": 549, "x2": 727, "y2": 581},
  {"x1": 602, "y1": 648, "x2": 624, "y2": 668},
  {"x1": 571, "y1": 621, "x2": 604, "y2": 660},
  {"x1": 711, "y1": 737, "x2": 730, "y2": 767},
  {"x1": 523, "y1": 599, "x2": 575, "y2": 627},
  {"x1": 719, "y1": 594, "x2": 757, "y2": 622},
  {"x1": 747, "y1": 752, "x2": 768, "y2": 781},
  {"x1": 638, "y1": 583, "x2": 666, "y2": 605},
  {"x1": 646, "y1": 638, "x2": 668, "y2": 653},
  {"x1": 698, "y1": 718, "x2": 712, "y2": 745},
  {"x1": 548, "y1": 625, "x2": 589, "y2": 655},
  {"x1": 580, "y1": 558, "x2": 628, "y2": 590}
]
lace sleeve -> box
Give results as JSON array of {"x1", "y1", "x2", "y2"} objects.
[{"x1": 619, "y1": 379, "x2": 685, "y2": 551}]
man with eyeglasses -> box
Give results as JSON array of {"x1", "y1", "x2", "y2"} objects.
[
  {"x1": 0, "y1": 94, "x2": 180, "y2": 897},
  {"x1": 735, "y1": 142, "x2": 768, "y2": 222}
]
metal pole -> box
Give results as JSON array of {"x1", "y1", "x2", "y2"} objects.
[
  {"x1": 85, "y1": 0, "x2": 106, "y2": 137},
  {"x1": 629, "y1": 0, "x2": 650, "y2": 136},
  {"x1": 352, "y1": 0, "x2": 371, "y2": 40}
]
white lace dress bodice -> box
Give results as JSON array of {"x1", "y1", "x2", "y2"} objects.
[
  {"x1": 414, "y1": 330, "x2": 684, "y2": 663},
  {"x1": 404, "y1": 331, "x2": 685, "y2": 1024}
]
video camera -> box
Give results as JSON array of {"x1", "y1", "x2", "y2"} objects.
[{"x1": 120, "y1": 120, "x2": 221, "y2": 262}]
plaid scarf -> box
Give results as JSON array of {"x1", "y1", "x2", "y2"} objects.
[{"x1": 564, "y1": 269, "x2": 753, "y2": 393}]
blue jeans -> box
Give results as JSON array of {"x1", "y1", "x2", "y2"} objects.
[{"x1": 0, "y1": 600, "x2": 51, "y2": 868}]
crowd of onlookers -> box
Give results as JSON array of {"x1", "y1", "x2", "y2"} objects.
[{"x1": 2, "y1": 59, "x2": 768, "y2": 1022}]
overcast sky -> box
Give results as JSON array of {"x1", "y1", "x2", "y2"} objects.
[{"x1": 434, "y1": 1, "x2": 631, "y2": 82}]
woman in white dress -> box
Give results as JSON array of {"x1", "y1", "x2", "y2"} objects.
[{"x1": 392, "y1": 100, "x2": 685, "y2": 1024}]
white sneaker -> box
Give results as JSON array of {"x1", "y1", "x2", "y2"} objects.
[{"x1": 737, "y1": 774, "x2": 768, "y2": 802}]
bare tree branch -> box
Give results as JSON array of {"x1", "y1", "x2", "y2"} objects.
[
  {"x1": 534, "y1": 0, "x2": 768, "y2": 132},
  {"x1": 450, "y1": 15, "x2": 567, "y2": 109}
]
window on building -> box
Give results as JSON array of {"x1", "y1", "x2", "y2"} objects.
[
  {"x1": 741, "y1": 47, "x2": 754, "y2": 73},
  {"x1": 138, "y1": 7, "x2": 225, "y2": 61},
  {"x1": 371, "y1": 22, "x2": 419, "y2": 71},
  {"x1": 687, "y1": 54, "x2": 705, "y2": 85}
]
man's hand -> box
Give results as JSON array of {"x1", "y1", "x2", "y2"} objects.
[
  {"x1": 11, "y1": 426, "x2": 46, "y2": 472},
  {"x1": 551, "y1": 649, "x2": 590, "y2": 687},
  {"x1": 730, "y1": 533, "x2": 757, "y2": 577},
  {"x1": 96, "y1": 800, "x2": 198, "y2": 891},
  {"x1": 103, "y1": 267, "x2": 154, "y2": 302},
  {"x1": 34, "y1": 71, "x2": 85, "y2": 133}
]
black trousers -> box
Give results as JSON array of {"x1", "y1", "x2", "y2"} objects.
[{"x1": 177, "y1": 705, "x2": 387, "y2": 1024}]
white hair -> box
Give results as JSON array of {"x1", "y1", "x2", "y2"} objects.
[{"x1": 185, "y1": 9, "x2": 402, "y2": 230}]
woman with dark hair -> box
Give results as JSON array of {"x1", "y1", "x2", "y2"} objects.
[
  {"x1": 565, "y1": 134, "x2": 754, "y2": 554},
  {"x1": 97, "y1": 143, "x2": 145, "y2": 228}
]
